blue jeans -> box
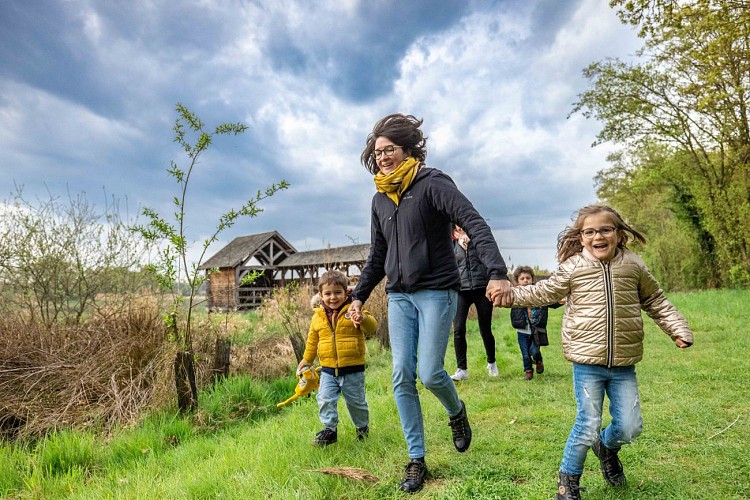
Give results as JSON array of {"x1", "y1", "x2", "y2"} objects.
[
  {"x1": 560, "y1": 363, "x2": 643, "y2": 475},
  {"x1": 389, "y1": 289, "x2": 462, "y2": 459},
  {"x1": 316, "y1": 371, "x2": 369, "y2": 430},
  {"x1": 517, "y1": 331, "x2": 541, "y2": 372}
]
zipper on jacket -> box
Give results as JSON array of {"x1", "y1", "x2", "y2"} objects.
[
  {"x1": 389, "y1": 206, "x2": 402, "y2": 286},
  {"x1": 327, "y1": 308, "x2": 340, "y2": 377},
  {"x1": 602, "y1": 261, "x2": 615, "y2": 367},
  {"x1": 464, "y1": 246, "x2": 472, "y2": 287}
]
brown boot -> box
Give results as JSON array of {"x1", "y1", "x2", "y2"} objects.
[{"x1": 555, "y1": 472, "x2": 583, "y2": 500}]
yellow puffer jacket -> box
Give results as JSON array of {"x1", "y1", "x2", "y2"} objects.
[
  {"x1": 302, "y1": 303, "x2": 378, "y2": 372},
  {"x1": 511, "y1": 248, "x2": 693, "y2": 367}
]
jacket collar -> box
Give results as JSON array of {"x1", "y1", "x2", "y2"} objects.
[{"x1": 581, "y1": 247, "x2": 623, "y2": 263}]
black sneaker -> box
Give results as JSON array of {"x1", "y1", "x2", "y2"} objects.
[
  {"x1": 399, "y1": 458, "x2": 427, "y2": 493},
  {"x1": 591, "y1": 436, "x2": 626, "y2": 486},
  {"x1": 448, "y1": 400, "x2": 472, "y2": 452},
  {"x1": 312, "y1": 428, "x2": 337, "y2": 447},
  {"x1": 356, "y1": 426, "x2": 369, "y2": 441}
]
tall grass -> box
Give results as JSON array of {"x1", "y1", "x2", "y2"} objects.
[{"x1": 1, "y1": 289, "x2": 748, "y2": 499}]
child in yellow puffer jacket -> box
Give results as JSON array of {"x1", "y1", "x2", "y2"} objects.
[{"x1": 298, "y1": 270, "x2": 378, "y2": 446}]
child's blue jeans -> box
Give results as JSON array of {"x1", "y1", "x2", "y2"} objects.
[
  {"x1": 317, "y1": 371, "x2": 369, "y2": 431},
  {"x1": 560, "y1": 363, "x2": 643, "y2": 475},
  {"x1": 517, "y1": 331, "x2": 541, "y2": 372}
]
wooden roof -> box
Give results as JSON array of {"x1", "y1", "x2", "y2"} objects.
[
  {"x1": 199, "y1": 231, "x2": 295, "y2": 269},
  {"x1": 277, "y1": 243, "x2": 370, "y2": 268}
]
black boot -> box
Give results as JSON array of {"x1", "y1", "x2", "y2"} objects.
[
  {"x1": 448, "y1": 400, "x2": 472, "y2": 452},
  {"x1": 399, "y1": 458, "x2": 427, "y2": 493},
  {"x1": 555, "y1": 472, "x2": 583, "y2": 500},
  {"x1": 591, "y1": 437, "x2": 626, "y2": 486},
  {"x1": 356, "y1": 425, "x2": 369, "y2": 441}
]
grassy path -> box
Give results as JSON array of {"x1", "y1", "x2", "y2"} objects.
[{"x1": 2, "y1": 289, "x2": 748, "y2": 498}]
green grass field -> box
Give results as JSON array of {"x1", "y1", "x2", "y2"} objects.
[{"x1": 1, "y1": 289, "x2": 748, "y2": 499}]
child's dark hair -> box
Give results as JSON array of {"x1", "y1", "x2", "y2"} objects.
[
  {"x1": 557, "y1": 204, "x2": 646, "y2": 262},
  {"x1": 512, "y1": 266, "x2": 535, "y2": 283},
  {"x1": 318, "y1": 270, "x2": 349, "y2": 293}
]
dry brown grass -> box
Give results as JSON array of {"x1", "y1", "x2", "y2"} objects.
[
  {"x1": 0, "y1": 295, "x2": 252, "y2": 440},
  {"x1": 229, "y1": 337, "x2": 295, "y2": 379},
  {"x1": 0, "y1": 297, "x2": 171, "y2": 439}
]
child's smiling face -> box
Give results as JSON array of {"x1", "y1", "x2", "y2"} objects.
[
  {"x1": 320, "y1": 283, "x2": 347, "y2": 310},
  {"x1": 579, "y1": 212, "x2": 620, "y2": 262}
]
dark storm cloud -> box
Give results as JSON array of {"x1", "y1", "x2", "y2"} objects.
[{"x1": 263, "y1": 0, "x2": 471, "y2": 102}]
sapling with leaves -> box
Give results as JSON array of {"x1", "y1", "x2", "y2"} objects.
[{"x1": 132, "y1": 103, "x2": 289, "y2": 411}]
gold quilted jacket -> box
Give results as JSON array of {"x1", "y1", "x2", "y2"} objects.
[{"x1": 511, "y1": 248, "x2": 693, "y2": 367}]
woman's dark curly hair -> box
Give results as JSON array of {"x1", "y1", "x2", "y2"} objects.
[{"x1": 360, "y1": 113, "x2": 427, "y2": 174}]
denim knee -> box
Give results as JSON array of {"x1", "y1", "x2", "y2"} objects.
[
  {"x1": 419, "y1": 370, "x2": 443, "y2": 391},
  {"x1": 609, "y1": 418, "x2": 643, "y2": 445}
]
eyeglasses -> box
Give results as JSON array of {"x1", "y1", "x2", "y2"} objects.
[
  {"x1": 372, "y1": 145, "x2": 403, "y2": 160},
  {"x1": 580, "y1": 226, "x2": 617, "y2": 239}
]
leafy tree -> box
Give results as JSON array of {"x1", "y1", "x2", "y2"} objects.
[
  {"x1": 575, "y1": 0, "x2": 750, "y2": 286},
  {"x1": 132, "y1": 104, "x2": 288, "y2": 412},
  {"x1": 595, "y1": 147, "x2": 715, "y2": 289},
  {"x1": 0, "y1": 188, "x2": 149, "y2": 327}
]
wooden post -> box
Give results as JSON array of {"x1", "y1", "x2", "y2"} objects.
[{"x1": 212, "y1": 337, "x2": 231, "y2": 384}]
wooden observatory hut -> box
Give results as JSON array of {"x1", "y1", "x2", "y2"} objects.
[{"x1": 199, "y1": 231, "x2": 295, "y2": 311}]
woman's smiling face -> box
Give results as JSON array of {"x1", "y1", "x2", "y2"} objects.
[
  {"x1": 374, "y1": 136, "x2": 407, "y2": 175},
  {"x1": 579, "y1": 212, "x2": 620, "y2": 262}
]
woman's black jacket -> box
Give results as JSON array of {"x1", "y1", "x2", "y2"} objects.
[{"x1": 353, "y1": 167, "x2": 507, "y2": 303}]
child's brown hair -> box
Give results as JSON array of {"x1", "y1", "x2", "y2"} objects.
[
  {"x1": 317, "y1": 269, "x2": 349, "y2": 293},
  {"x1": 557, "y1": 204, "x2": 646, "y2": 263},
  {"x1": 512, "y1": 265, "x2": 535, "y2": 283}
]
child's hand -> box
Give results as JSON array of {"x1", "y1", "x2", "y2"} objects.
[
  {"x1": 297, "y1": 360, "x2": 311, "y2": 372},
  {"x1": 349, "y1": 300, "x2": 363, "y2": 327},
  {"x1": 675, "y1": 338, "x2": 692, "y2": 349}
]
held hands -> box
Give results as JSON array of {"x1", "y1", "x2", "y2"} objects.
[
  {"x1": 349, "y1": 299, "x2": 363, "y2": 327},
  {"x1": 486, "y1": 279, "x2": 514, "y2": 307}
]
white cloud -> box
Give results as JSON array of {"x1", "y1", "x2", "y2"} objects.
[{"x1": 0, "y1": 0, "x2": 644, "y2": 272}]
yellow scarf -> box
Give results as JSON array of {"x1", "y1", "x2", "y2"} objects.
[{"x1": 373, "y1": 157, "x2": 420, "y2": 206}]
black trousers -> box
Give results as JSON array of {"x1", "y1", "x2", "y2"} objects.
[{"x1": 452, "y1": 287, "x2": 496, "y2": 369}]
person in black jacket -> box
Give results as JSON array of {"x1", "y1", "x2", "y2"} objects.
[
  {"x1": 349, "y1": 113, "x2": 510, "y2": 493},
  {"x1": 450, "y1": 225, "x2": 499, "y2": 381}
]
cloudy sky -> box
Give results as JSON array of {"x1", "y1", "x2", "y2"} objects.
[{"x1": 1, "y1": 0, "x2": 643, "y2": 273}]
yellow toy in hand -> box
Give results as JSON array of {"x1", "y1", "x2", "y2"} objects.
[{"x1": 276, "y1": 365, "x2": 321, "y2": 408}]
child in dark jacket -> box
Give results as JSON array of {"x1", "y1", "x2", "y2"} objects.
[{"x1": 510, "y1": 266, "x2": 559, "y2": 380}]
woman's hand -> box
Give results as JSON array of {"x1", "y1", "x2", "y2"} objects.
[{"x1": 487, "y1": 279, "x2": 514, "y2": 307}]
